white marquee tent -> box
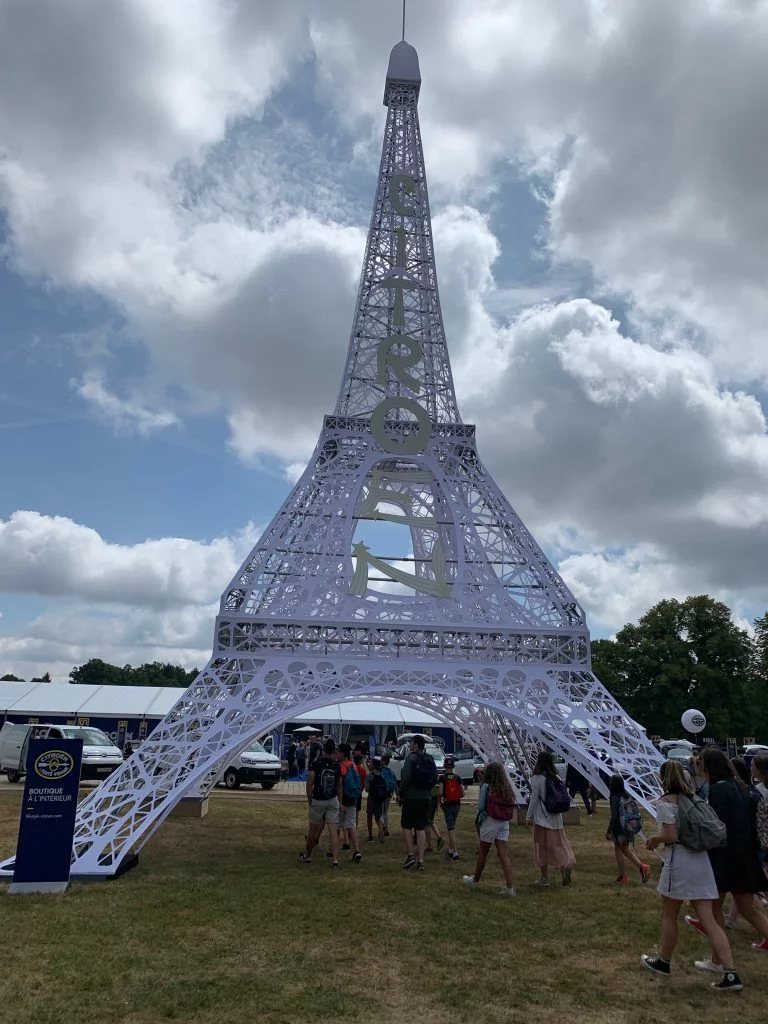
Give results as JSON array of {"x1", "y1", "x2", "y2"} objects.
[{"x1": 0, "y1": 682, "x2": 442, "y2": 729}]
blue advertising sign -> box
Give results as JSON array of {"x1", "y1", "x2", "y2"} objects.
[{"x1": 9, "y1": 738, "x2": 83, "y2": 894}]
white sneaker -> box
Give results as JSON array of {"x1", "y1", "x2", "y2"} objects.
[
  {"x1": 534, "y1": 877, "x2": 551, "y2": 887},
  {"x1": 499, "y1": 887, "x2": 517, "y2": 897},
  {"x1": 462, "y1": 875, "x2": 478, "y2": 887},
  {"x1": 694, "y1": 959, "x2": 724, "y2": 975}
]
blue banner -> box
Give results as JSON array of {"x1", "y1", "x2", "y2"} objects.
[{"x1": 9, "y1": 737, "x2": 83, "y2": 894}]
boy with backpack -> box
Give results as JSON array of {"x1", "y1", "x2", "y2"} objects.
[
  {"x1": 380, "y1": 754, "x2": 398, "y2": 836},
  {"x1": 366, "y1": 759, "x2": 389, "y2": 843},
  {"x1": 399, "y1": 735, "x2": 437, "y2": 871},
  {"x1": 337, "y1": 742, "x2": 363, "y2": 863},
  {"x1": 300, "y1": 738, "x2": 342, "y2": 867},
  {"x1": 440, "y1": 755, "x2": 466, "y2": 861}
]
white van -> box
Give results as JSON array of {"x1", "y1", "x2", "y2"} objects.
[
  {"x1": 0, "y1": 722, "x2": 124, "y2": 782},
  {"x1": 218, "y1": 739, "x2": 283, "y2": 790}
]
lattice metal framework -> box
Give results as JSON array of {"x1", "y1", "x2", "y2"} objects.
[{"x1": 2, "y1": 40, "x2": 662, "y2": 879}]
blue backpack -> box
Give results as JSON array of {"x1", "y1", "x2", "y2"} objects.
[
  {"x1": 619, "y1": 796, "x2": 643, "y2": 837},
  {"x1": 342, "y1": 763, "x2": 362, "y2": 805}
]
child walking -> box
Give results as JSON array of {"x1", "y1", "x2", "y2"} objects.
[
  {"x1": 441, "y1": 755, "x2": 465, "y2": 861},
  {"x1": 462, "y1": 762, "x2": 516, "y2": 896},
  {"x1": 380, "y1": 754, "x2": 397, "y2": 836},
  {"x1": 366, "y1": 759, "x2": 388, "y2": 843},
  {"x1": 607, "y1": 773, "x2": 651, "y2": 884}
]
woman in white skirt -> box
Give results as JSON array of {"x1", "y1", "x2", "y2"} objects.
[{"x1": 641, "y1": 761, "x2": 742, "y2": 992}]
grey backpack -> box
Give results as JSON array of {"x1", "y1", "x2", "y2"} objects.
[{"x1": 676, "y1": 794, "x2": 727, "y2": 852}]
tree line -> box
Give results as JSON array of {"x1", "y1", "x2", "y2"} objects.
[
  {"x1": 1, "y1": 660, "x2": 198, "y2": 688},
  {"x1": 1, "y1": 595, "x2": 766, "y2": 741}
]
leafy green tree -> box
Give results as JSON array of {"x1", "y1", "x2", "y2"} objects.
[
  {"x1": 31, "y1": 671, "x2": 52, "y2": 682},
  {"x1": 0, "y1": 673, "x2": 24, "y2": 681},
  {"x1": 70, "y1": 659, "x2": 197, "y2": 687},
  {"x1": 592, "y1": 597, "x2": 757, "y2": 740},
  {"x1": 70, "y1": 659, "x2": 131, "y2": 686}
]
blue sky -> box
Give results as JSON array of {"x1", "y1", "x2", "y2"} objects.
[{"x1": 1, "y1": 0, "x2": 768, "y2": 679}]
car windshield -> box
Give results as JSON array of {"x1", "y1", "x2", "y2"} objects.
[
  {"x1": 425, "y1": 744, "x2": 443, "y2": 760},
  {"x1": 667, "y1": 748, "x2": 691, "y2": 760},
  {"x1": 61, "y1": 727, "x2": 113, "y2": 747},
  {"x1": 245, "y1": 741, "x2": 268, "y2": 755}
]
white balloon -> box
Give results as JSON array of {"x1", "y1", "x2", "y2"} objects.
[{"x1": 681, "y1": 709, "x2": 707, "y2": 734}]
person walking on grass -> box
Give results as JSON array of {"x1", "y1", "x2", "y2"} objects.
[
  {"x1": 425, "y1": 779, "x2": 445, "y2": 853},
  {"x1": 641, "y1": 760, "x2": 742, "y2": 992},
  {"x1": 525, "y1": 751, "x2": 576, "y2": 887},
  {"x1": 440, "y1": 755, "x2": 465, "y2": 861},
  {"x1": 337, "y1": 743, "x2": 363, "y2": 863},
  {"x1": 566, "y1": 762, "x2": 594, "y2": 816},
  {"x1": 607, "y1": 774, "x2": 651, "y2": 885},
  {"x1": 353, "y1": 750, "x2": 367, "y2": 829},
  {"x1": 380, "y1": 754, "x2": 397, "y2": 836},
  {"x1": 683, "y1": 746, "x2": 768, "y2": 958},
  {"x1": 399, "y1": 735, "x2": 437, "y2": 871},
  {"x1": 462, "y1": 762, "x2": 516, "y2": 896},
  {"x1": 299, "y1": 738, "x2": 341, "y2": 867},
  {"x1": 366, "y1": 758, "x2": 388, "y2": 843}
]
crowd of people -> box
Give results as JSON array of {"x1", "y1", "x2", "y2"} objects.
[
  {"x1": 294, "y1": 734, "x2": 768, "y2": 994},
  {"x1": 297, "y1": 736, "x2": 581, "y2": 886}
]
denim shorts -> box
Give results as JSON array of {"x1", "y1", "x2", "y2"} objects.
[
  {"x1": 442, "y1": 801, "x2": 461, "y2": 830},
  {"x1": 479, "y1": 816, "x2": 510, "y2": 843}
]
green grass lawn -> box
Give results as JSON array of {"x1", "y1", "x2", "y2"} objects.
[{"x1": 0, "y1": 792, "x2": 766, "y2": 1024}]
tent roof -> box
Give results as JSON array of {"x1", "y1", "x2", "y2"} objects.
[
  {"x1": 293, "y1": 700, "x2": 442, "y2": 727},
  {"x1": 7, "y1": 682, "x2": 102, "y2": 715},
  {"x1": 0, "y1": 681, "x2": 186, "y2": 718},
  {"x1": 0, "y1": 681, "x2": 39, "y2": 710}
]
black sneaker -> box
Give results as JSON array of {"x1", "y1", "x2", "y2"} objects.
[
  {"x1": 712, "y1": 971, "x2": 743, "y2": 992},
  {"x1": 641, "y1": 955, "x2": 670, "y2": 976},
  {"x1": 402, "y1": 855, "x2": 416, "y2": 869},
  {"x1": 298, "y1": 852, "x2": 311, "y2": 863},
  {"x1": 416, "y1": 861, "x2": 425, "y2": 871},
  {"x1": 353, "y1": 851, "x2": 362, "y2": 864}
]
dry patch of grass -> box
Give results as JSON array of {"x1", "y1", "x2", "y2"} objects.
[{"x1": 0, "y1": 792, "x2": 766, "y2": 1024}]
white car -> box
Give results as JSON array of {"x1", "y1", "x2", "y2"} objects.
[
  {"x1": 0, "y1": 722, "x2": 123, "y2": 782},
  {"x1": 219, "y1": 740, "x2": 282, "y2": 790}
]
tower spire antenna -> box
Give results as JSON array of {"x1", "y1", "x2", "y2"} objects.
[{"x1": 402, "y1": 0, "x2": 406, "y2": 41}]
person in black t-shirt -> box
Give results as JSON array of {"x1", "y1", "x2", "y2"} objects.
[{"x1": 300, "y1": 738, "x2": 342, "y2": 866}]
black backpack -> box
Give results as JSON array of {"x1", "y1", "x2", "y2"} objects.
[
  {"x1": 368, "y1": 772, "x2": 388, "y2": 803},
  {"x1": 411, "y1": 752, "x2": 438, "y2": 790},
  {"x1": 316, "y1": 762, "x2": 338, "y2": 801}
]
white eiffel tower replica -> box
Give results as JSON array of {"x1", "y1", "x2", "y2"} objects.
[{"x1": 16, "y1": 38, "x2": 662, "y2": 879}]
